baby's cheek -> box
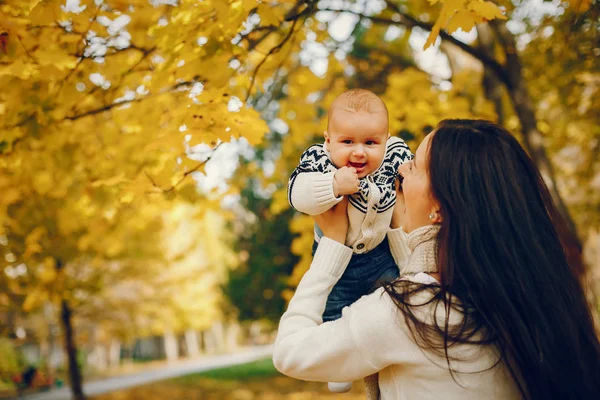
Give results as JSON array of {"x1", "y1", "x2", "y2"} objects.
[{"x1": 330, "y1": 150, "x2": 348, "y2": 169}]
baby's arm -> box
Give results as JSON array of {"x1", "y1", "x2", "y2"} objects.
[
  {"x1": 289, "y1": 171, "x2": 343, "y2": 216},
  {"x1": 386, "y1": 137, "x2": 414, "y2": 271},
  {"x1": 288, "y1": 145, "x2": 343, "y2": 215},
  {"x1": 388, "y1": 184, "x2": 410, "y2": 271}
]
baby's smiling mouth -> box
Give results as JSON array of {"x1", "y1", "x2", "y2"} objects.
[{"x1": 349, "y1": 162, "x2": 367, "y2": 169}]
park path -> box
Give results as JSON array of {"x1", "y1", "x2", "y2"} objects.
[{"x1": 23, "y1": 345, "x2": 273, "y2": 400}]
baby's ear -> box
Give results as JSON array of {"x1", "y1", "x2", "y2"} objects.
[
  {"x1": 387, "y1": 132, "x2": 391, "y2": 139},
  {"x1": 324, "y1": 131, "x2": 330, "y2": 143}
]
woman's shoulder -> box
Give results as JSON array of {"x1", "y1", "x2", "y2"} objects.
[
  {"x1": 386, "y1": 273, "x2": 467, "y2": 327},
  {"x1": 406, "y1": 272, "x2": 439, "y2": 285},
  {"x1": 345, "y1": 274, "x2": 441, "y2": 331}
]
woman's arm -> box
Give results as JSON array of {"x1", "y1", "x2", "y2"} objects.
[
  {"x1": 273, "y1": 237, "x2": 406, "y2": 382},
  {"x1": 274, "y1": 197, "x2": 415, "y2": 382}
]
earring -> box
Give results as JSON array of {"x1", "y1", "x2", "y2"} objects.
[{"x1": 429, "y1": 213, "x2": 435, "y2": 220}]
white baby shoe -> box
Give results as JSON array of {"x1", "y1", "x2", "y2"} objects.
[{"x1": 328, "y1": 381, "x2": 353, "y2": 393}]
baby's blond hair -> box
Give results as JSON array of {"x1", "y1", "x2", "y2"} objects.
[{"x1": 327, "y1": 89, "x2": 388, "y2": 131}]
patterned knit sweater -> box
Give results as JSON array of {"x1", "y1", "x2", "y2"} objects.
[
  {"x1": 288, "y1": 136, "x2": 412, "y2": 254},
  {"x1": 273, "y1": 225, "x2": 521, "y2": 400}
]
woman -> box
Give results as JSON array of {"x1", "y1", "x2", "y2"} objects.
[{"x1": 273, "y1": 119, "x2": 600, "y2": 399}]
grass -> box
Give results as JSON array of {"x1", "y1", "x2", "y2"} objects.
[
  {"x1": 92, "y1": 357, "x2": 366, "y2": 400},
  {"x1": 176, "y1": 358, "x2": 278, "y2": 383}
]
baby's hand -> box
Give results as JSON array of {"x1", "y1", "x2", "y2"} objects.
[
  {"x1": 391, "y1": 175, "x2": 405, "y2": 229},
  {"x1": 333, "y1": 166, "x2": 360, "y2": 197}
]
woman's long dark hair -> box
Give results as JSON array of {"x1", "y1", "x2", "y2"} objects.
[{"x1": 384, "y1": 119, "x2": 600, "y2": 399}]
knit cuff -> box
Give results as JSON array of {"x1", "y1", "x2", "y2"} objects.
[
  {"x1": 388, "y1": 227, "x2": 410, "y2": 265},
  {"x1": 313, "y1": 171, "x2": 343, "y2": 209},
  {"x1": 312, "y1": 237, "x2": 353, "y2": 278}
]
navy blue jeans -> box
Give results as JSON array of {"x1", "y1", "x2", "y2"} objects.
[{"x1": 312, "y1": 236, "x2": 398, "y2": 322}]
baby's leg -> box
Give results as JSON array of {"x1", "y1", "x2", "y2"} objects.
[
  {"x1": 318, "y1": 237, "x2": 399, "y2": 322},
  {"x1": 368, "y1": 237, "x2": 399, "y2": 292},
  {"x1": 320, "y1": 247, "x2": 364, "y2": 322}
]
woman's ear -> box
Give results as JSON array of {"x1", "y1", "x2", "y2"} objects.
[
  {"x1": 430, "y1": 198, "x2": 442, "y2": 224},
  {"x1": 429, "y1": 207, "x2": 442, "y2": 224}
]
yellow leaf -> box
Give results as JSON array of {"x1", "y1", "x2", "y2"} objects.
[
  {"x1": 568, "y1": 0, "x2": 592, "y2": 13},
  {"x1": 242, "y1": 0, "x2": 258, "y2": 11},
  {"x1": 423, "y1": 23, "x2": 441, "y2": 49},
  {"x1": 35, "y1": 48, "x2": 78, "y2": 70},
  {"x1": 23, "y1": 226, "x2": 46, "y2": 258},
  {"x1": 23, "y1": 287, "x2": 47, "y2": 312},
  {"x1": 28, "y1": 0, "x2": 60, "y2": 25},
  {"x1": 0, "y1": 188, "x2": 20, "y2": 205},
  {"x1": 256, "y1": 4, "x2": 284, "y2": 26},
  {"x1": 58, "y1": 206, "x2": 85, "y2": 236},
  {"x1": 77, "y1": 234, "x2": 92, "y2": 251},
  {"x1": 424, "y1": 0, "x2": 465, "y2": 49},
  {"x1": 467, "y1": 1, "x2": 507, "y2": 21},
  {"x1": 105, "y1": 238, "x2": 125, "y2": 257},
  {"x1": 447, "y1": 9, "x2": 480, "y2": 33},
  {"x1": 176, "y1": 182, "x2": 200, "y2": 202},
  {"x1": 28, "y1": 0, "x2": 42, "y2": 12},
  {"x1": 32, "y1": 171, "x2": 54, "y2": 195},
  {"x1": 269, "y1": 188, "x2": 290, "y2": 215},
  {"x1": 0, "y1": 58, "x2": 38, "y2": 79},
  {"x1": 39, "y1": 257, "x2": 57, "y2": 284},
  {"x1": 425, "y1": 0, "x2": 506, "y2": 48},
  {"x1": 90, "y1": 173, "x2": 129, "y2": 188}
]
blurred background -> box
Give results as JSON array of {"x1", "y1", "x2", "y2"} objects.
[{"x1": 0, "y1": 0, "x2": 598, "y2": 399}]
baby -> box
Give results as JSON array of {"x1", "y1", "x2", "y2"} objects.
[{"x1": 287, "y1": 88, "x2": 413, "y2": 393}]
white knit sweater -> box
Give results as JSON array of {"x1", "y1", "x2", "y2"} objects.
[
  {"x1": 273, "y1": 225, "x2": 521, "y2": 400},
  {"x1": 288, "y1": 136, "x2": 413, "y2": 254}
]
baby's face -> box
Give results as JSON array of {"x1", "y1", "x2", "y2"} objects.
[{"x1": 326, "y1": 111, "x2": 388, "y2": 178}]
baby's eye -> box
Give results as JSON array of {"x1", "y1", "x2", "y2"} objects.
[
  {"x1": 366, "y1": 141, "x2": 376, "y2": 145},
  {"x1": 342, "y1": 140, "x2": 352, "y2": 144}
]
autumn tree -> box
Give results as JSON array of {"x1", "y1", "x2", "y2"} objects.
[{"x1": 1, "y1": 0, "x2": 269, "y2": 398}]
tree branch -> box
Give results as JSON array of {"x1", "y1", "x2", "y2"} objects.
[
  {"x1": 243, "y1": 0, "x2": 313, "y2": 100},
  {"x1": 16, "y1": 35, "x2": 38, "y2": 64},
  {"x1": 244, "y1": 15, "x2": 302, "y2": 101},
  {"x1": 63, "y1": 75, "x2": 201, "y2": 122},
  {"x1": 386, "y1": 0, "x2": 511, "y2": 88},
  {"x1": 56, "y1": 3, "x2": 103, "y2": 95},
  {"x1": 316, "y1": 2, "x2": 512, "y2": 89},
  {"x1": 144, "y1": 142, "x2": 223, "y2": 193}
]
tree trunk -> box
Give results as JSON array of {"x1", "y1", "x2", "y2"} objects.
[
  {"x1": 491, "y1": 20, "x2": 583, "y2": 273},
  {"x1": 476, "y1": 24, "x2": 505, "y2": 126},
  {"x1": 211, "y1": 321, "x2": 225, "y2": 352},
  {"x1": 184, "y1": 330, "x2": 200, "y2": 358},
  {"x1": 90, "y1": 344, "x2": 107, "y2": 371},
  {"x1": 225, "y1": 322, "x2": 240, "y2": 351},
  {"x1": 60, "y1": 299, "x2": 85, "y2": 400},
  {"x1": 163, "y1": 330, "x2": 179, "y2": 363},
  {"x1": 108, "y1": 339, "x2": 121, "y2": 368}
]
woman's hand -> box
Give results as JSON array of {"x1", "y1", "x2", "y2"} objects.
[
  {"x1": 313, "y1": 196, "x2": 349, "y2": 244},
  {"x1": 391, "y1": 175, "x2": 405, "y2": 229}
]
